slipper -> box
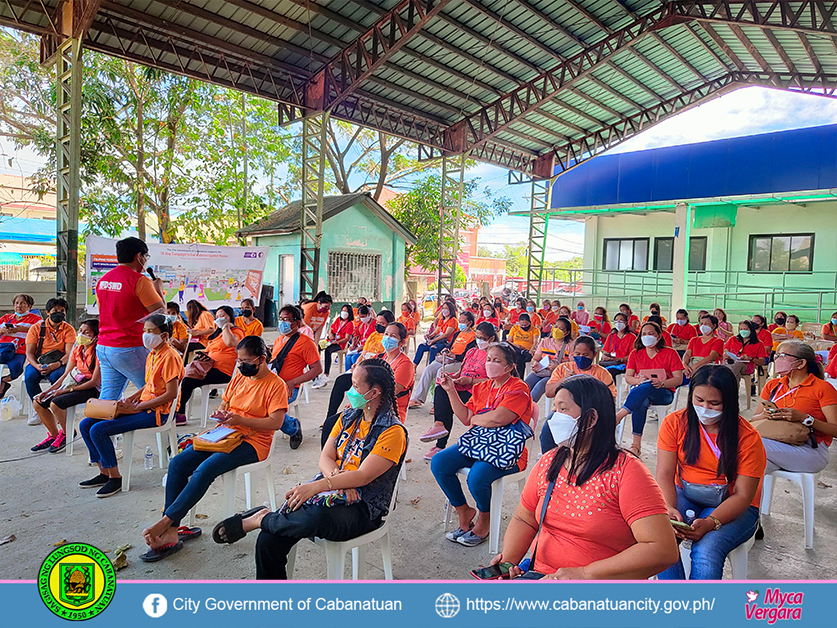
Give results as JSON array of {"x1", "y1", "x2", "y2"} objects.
[
  {"x1": 457, "y1": 530, "x2": 489, "y2": 547},
  {"x1": 140, "y1": 541, "x2": 183, "y2": 563},
  {"x1": 408, "y1": 401, "x2": 422, "y2": 409},
  {"x1": 628, "y1": 445, "x2": 641, "y2": 457},
  {"x1": 177, "y1": 526, "x2": 202, "y2": 542},
  {"x1": 445, "y1": 521, "x2": 474, "y2": 542},
  {"x1": 419, "y1": 426, "x2": 450, "y2": 442},
  {"x1": 212, "y1": 506, "x2": 267, "y2": 544}
]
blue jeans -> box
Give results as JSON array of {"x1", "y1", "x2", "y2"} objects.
[
  {"x1": 345, "y1": 352, "x2": 361, "y2": 371},
  {"x1": 413, "y1": 341, "x2": 448, "y2": 366},
  {"x1": 605, "y1": 364, "x2": 626, "y2": 379},
  {"x1": 24, "y1": 364, "x2": 65, "y2": 399},
  {"x1": 281, "y1": 387, "x2": 300, "y2": 437},
  {"x1": 96, "y1": 344, "x2": 148, "y2": 401},
  {"x1": 79, "y1": 410, "x2": 160, "y2": 470},
  {"x1": 163, "y1": 442, "x2": 259, "y2": 525},
  {"x1": 430, "y1": 444, "x2": 518, "y2": 513},
  {"x1": 658, "y1": 487, "x2": 760, "y2": 580},
  {"x1": 524, "y1": 372, "x2": 549, "y2": 402},
  {"x1": 0, "y1": 344, "x2": 26, "y2": 381},
  {"x1": 622, "y1": 382, "x2": 674, "y2": 436}
]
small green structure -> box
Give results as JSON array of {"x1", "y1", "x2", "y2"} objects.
[{"x1": 238, "y1": 192, "x2": 415, "y2": 310}]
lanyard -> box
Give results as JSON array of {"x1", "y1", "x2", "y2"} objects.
[
  {"x1": 772, "y1": 385, "x2": 800, "y2": 404},
  {"x1": 484, "y1": 381, "x2": 506, "y2": 411},
  {"x1": 698, "y1": 424, "x2": 721, "y2": 460}
]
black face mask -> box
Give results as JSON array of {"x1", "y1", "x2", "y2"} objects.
[
  {"x1": 49, "y1": 312, "x2": 65, "y2": 324},
  {"x1": 241, "y1": 309, "x2": 253, "y2": 318},
  {"x1": 651, "y1": 310, "x2": 659, "y2": 316},
  {"x1": 520, "y1": 324, "x2": 531, "y2": 330},
  {"x1": 239, "y1": 360, "x2": 260, "y2": 377},
  {"x1": 775, "y1": 318, "x2": 786, "y2": 326},
  {"x1": 375, "y1": 324, "x2": 386, "y2": 333}
]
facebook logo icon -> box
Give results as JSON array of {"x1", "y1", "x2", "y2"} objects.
[{"x1": 143, "y1": 594, "x2": 168, "y2": 618}]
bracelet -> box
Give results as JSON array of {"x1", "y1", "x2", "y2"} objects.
[
  {"x1": 708, "y1": 515, "x2": 722, "y2": 530},
  {"x1": 325, "y1": 476, "x2": 333, "y2": 490}
]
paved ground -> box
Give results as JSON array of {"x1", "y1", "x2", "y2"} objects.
[{"x1": 1, "y1": 330, "x2": 834, "y2": 581}]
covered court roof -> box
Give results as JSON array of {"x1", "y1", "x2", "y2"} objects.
[{"x1": 3, "y1": 1, "x2": 837, "y2": 175}]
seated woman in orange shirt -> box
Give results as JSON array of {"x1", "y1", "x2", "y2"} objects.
[
  {"x1": 770, "y1": 314, "x2": 805, "y2": 351},
  {"x1": 141, "y1": 336, "x2": 288, "y2": 562},
  {"x1": 176, "y1": 306, "x2": 245, "y2": 425},
  {"x1": 185, "y1": 300, "x2": 216, "y2": 353},
  {"x1": 235, "y1": 298, "x2": 264, "y2": 337},
  {"x1": 490, "y1": 375, "x2": 677, "y2": 579},
  {"x1": 166, "y1": 302, "x2": 190, "y2": 354},
  {"x1": 397, "y1": 302, "x2": 417, "y2": 337},
  {"x1": 657, "y1": 365, "x2": 765, "y2": 580},
  {"x1": 821, "y1": 311, "x2": 837, "y2": 342}
]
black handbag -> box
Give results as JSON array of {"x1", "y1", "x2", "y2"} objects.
[{"x1": 36, "y1": 323, "x2": 65, "y2": 365}]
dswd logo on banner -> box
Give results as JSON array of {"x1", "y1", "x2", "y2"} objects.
[{"x1": 38, "y1": 543, "x2": 116, "y2": 621}]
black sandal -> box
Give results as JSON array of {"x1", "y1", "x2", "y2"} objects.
[
  {"x1": 140, "y1": 541, "x2": 183, "y2": 563},
  {"x1": 177, "y1": 526, "x2": 202, "y2": 542},
  {"x1": 212, "y1": 506, "x2": 267, "y2": 544}
]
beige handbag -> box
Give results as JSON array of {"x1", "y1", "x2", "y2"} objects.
[{"x1": 84, "y1": 399, "x2": 118, "y2": 420}]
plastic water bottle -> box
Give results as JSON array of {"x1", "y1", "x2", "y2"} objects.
[
  {"x1": 682, "y1": 509, "x2": 696, "y2": 551},
  {"x1": 144, "y1": 446, "x2": 154, "y2": 470},
  {"x1": 684, "y1": 509, "x2": 696, "y2": 525}
]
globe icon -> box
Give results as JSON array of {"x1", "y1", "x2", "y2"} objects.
[{"x1": 435, "y1": 593, "x2": 460, "y2": 618}]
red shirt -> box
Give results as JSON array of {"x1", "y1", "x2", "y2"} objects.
[
  {"x1": 826, "y1": 344, "x2": 837, "y2": 379},
  {"x1": 0, "y1": 312, "x2": 42, "y2": 353},
  {"x1": 603, "y1": 331, "x2": 636, "y2": 360},
  {"x1": 661, "y1": 330, "x2": 673, "y2": 347},
  {"x1": 96, "y1": 265, "x2": 161, "y2": 348},
  {"x1": 725, "y1": 336, "x2": 768, "y2": 374},
  {"x1": 756, "y1": 328, "x2": 773, "y2": 352},
  {"x1": 589, "y1": 317, "x2": 611, "y2": 335},
  {"x1": 627, "y1": 347, "x2": 684, "y2": 391},
  {"x1": 508, "y1": 309, "x2": 522, "y2": 326},
  {"x1": 353, "y1": 320, "x2": 374, "y2": 346},
  {"x1": 668, "y1": 322, "x2": 697, "y2": 343},
  {"x1": 329, "y1": 318, "x2": 354, "y2": 343},
  {"x1": 687, "y1": 336, "x2": 724, "y2": 363},
  {"x1": 476, "y1": 316, "x2": 500, "y2": 329}
]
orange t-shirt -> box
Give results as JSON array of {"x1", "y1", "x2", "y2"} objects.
[
  {"x1": 397, "y1": 313, "x2": 417, "y2": 335},
  {"x1": 528, "y1": 312, "x2": 542, "y2": 329},
  {"x1": 270, "y1": 332, "x2": 321, "y2": 382},
  {"x1": 449, "y1": 329, "x2": 476, "y2": 356},
  {"x1": 821, "y1": 322, "x2": 837, "y2": 339},
  {"x1": 171, "y1": 320, "x2": 189, "y2": 342},
  {"x1": 385, "y1": 350, "x2": 415, "y2": 421},
  {"x1": 204, "y1": 326, "x2": 246, "y2": 376},
  {"x1": 658, "y1": 409, "x2": 766, "y2": 508},
  {"x1": 508, "y1": 324, "x2": 539, "y2": 351},
  {"x1": 190, "y1": 311, "x2": 216, "y2": 348},
  {"x1": 141, "y1": 344, "x2": 185, "y2": 425},
  {"x1": 547, "y1": 362, "x2": 616, "y2": 398},
  {"x1": 761, "y1": 374, "x2": 837, "y2": 446},
  {"x1": 302, "y1": 302, "x2": 330, "y2": 332},
  {"x1": 329, "y1": 412, "x2": 407, "y2": 470},
  {"x1": 235, "y1": 316, "x2": 264, "y2": 337},
  {"x1": 436, "y1": 316, "x2": 458, "y2": 338},
  {"x1": 687, "y1": 336, "x2": 724, "y2": 363},
  {"x1": 70, "y1": 344, "x2": 97, "y2": 379},
  {"x1": 520, "y1": 450, "x2": 668, "y2": 574},
  {"x1": 25, "y1": 320, "x2": 76, "y2": 356},
  {"x1": 466, "y1": 378, "x2": 533, "y2": 471},
  {"x1": 222, "y1": 370, "x2": 288, "y2": 461},
  {"x1": 771, "y1": 327, "x2": 804, "y2": 351}
]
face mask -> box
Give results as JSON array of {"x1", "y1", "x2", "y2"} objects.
[
  {"x1": 441, "y1": 310, "x2": 450, "y2": 318},
  {"x1": 14, "y1": 310, "x2": 26, "y2": 318},
  {"x1": 375, "y1": 323, "x2": 386, "y2": 333},
  {"x1": 278, "y1": 320, "x2": 293, "y2": 335},
  {"x1": 49, "y1": 312, "x2": 65, "y2": 324},
  {"x1": 651, "y1": 310, "x2": 659, "y2": 316},
  {"x1": 458, "y1": 323, "x2": 468, "y2": 332},
  {"x1": 699, "y1": 324, "x2": 712, "y2": 335},
  {"x1": 594, "y1": 314, "x2": 603, "y2": 320},
  {"x1": 573, "y1": 355, "x2": 593, "y2": 370},
  {"x1": 552, "y1": 328, "x2": 565, "y2": 340},
  {"x1": 76, "y1": 335, "x2": 93, "y2": 347},
  {"x1": 476, "y1": 339, "x2": 490, "y2": 350},
  {"x1": 484, "y1": 361, "x2": 510, "y2": 379},
  {"x1": 641, "y1": 334, "x2": 657, "y2": 347},
  {"x1": 775, "y1": 318, "x2": 786, "y2": 326},
  {"x1": 483, "y1": 310, "x2": 492, "y2": 317},
  {"x1": 241, "y1": 309, "x2": 253, "y2": 318},
  {"x1": 239, "y1": 360, "x2": 260, "y2": 377},
  {"x1": 615, "y1": 321, "x2": 626, "y2": 332},
  {"x1": 380, "y1": 335, "x2": 399, "y2": 352},
  {"x1": 577, "y1": 305, "x2": 584, "y2": 311},
  {"x1": 552, "y1": 306, "x2": 560, "y2": 312},
  {"x1": 346, "y1": 386, "x2": 373, "y2": 409},
  {"x1": 340, "y1": 311, "x2": 349, "y2": 320},
  {"x1": 520, "y1": 323, "x2": 530, "y2": 330},
  {"x1": 548, "y1": 411, "x2": 580, "y2": 448},
  {"x1": 142, "y1": 332, "x2": 163, "y2": 350},
  {"x1": 694, "y1": 405, "x2": 723, "y2": 425},
  {"x1": 831, "y1": 318, "x2": 837, "y2": 326},
  {"x1": 676, "y1": 319, "x2": 687, "y2": 326},
  {"x1": 773, "y1": 356, "x2": 800, "y2": 376},
  {"x1": 526, "y1": 306, "x2": 534, "y2": 312},
  {"x1": 216, "y1": 317, "x2": 229, "y2": 328},
  {"x1": 318, "y1": 303, "x2": 329, "y2": 312},
  {"x1": 739, "y1": 329, "x2": 751, "y2": 338}
]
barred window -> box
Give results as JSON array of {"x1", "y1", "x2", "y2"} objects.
[{"x1": 327, "y1": 251, "x2": 382, "y2": 301}]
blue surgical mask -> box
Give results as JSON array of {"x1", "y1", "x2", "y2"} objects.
[
  {"x1": 458, "y1": 323, "x2": 467, "y2": 332},
  {"x1": 278, "y1": 320, "x2": 292, "y2": 335},
  {"x1": 573, "y1": 355, "x2": 593, "y2": 370},
  {"x1": 380, "y1": 335, "x2": 399, "y2": 352},
  {"x1": 526, "y1": 306, "x2": 534, "y2": 312},
  {"x1": 832, "y1": 318, "x2": 837, "y2": 326}
]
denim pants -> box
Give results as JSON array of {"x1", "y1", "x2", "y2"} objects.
[
  {"x1": 524, "y1": 371, "x2": 549, "y2": 402},
  {"x1": 622, "y1": 382, "x2": 674, "y2": 436},
  {"x1": 605, "y1": 364, "x2": 626, "y2": 379},
  {"x1": 413, "y1": 341, "x2": 447, "y2": 366},
  {"x1": 163, "y1": 442, "x2": 259, "y2": 525},
  {"x1": 430, "y1": 444, "x2": 518, "y2": 513},
  {"x1": 658, "y1": 487, "x2": 760, "y2": 580},
  {"x1": 281, "y1": 387, "x2": 300, "y2": 437},
  {"x1": 345, "y1": 352, "x2": 361, "y2": 371},
  {"x1": 24, "y1": 364, "x2": 66, "y2": 399},
  {"x1": 79, "y1": 410, "x2": 160, "y2": 469},
  {"x1": 1, "y1": 344, "x2": 26, "y2": 381},
  {"x1": 97, "y1": 344, "x2": 148, "y2": 401}
]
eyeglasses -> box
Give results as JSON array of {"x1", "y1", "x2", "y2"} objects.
[
  {"x1": 236, "y1": 358, "x2": 261, "y2": 366},
  {"x1": 774, "y1": 353, "x2": 801, "y2": 361}
]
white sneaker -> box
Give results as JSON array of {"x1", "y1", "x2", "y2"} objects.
[
  {"x1": 311, "y1": 375, "x2": 329, "y2": 389},
  {"x1": 27, "y1": 414, "x2": 42, "y2": 426}
]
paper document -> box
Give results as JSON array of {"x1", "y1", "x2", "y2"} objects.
[{"x1": 199, "y1": 426, "x2": 236, "y2": 443}]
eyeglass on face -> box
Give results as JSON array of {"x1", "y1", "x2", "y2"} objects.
[
  {"x1": 278, "y1": 315, "x2": 294, "y2": 322},
  {"x1": 774, "y1": 353, "x2": 801, "y2": 361},
  {"x1": 236, "y1": 357, "x2": 261, "y2": 366}
]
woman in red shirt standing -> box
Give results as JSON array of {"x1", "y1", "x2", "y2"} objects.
[
  {"x1": 667, "y1": 309, "x2": 697, "y2": 356},
  {"x1": 683, "y1": 315, "x2": 724, "y2": 382},
  {"x1": 724, "y1": 320, "x2": 767, "y2": 381},
  {"x1": 615, "y1": 322, "x2": 684, "y2": 457}
]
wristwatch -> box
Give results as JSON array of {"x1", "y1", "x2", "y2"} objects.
[
  {"x1": 708, "y1": 515, "x2": 722, "y2": 531},
  {"x1": 802, "y1": 415, "x2": 815, "y2": 427}
]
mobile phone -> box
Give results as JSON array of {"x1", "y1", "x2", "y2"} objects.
[
  {"x1": 670, "y1": 519, "x2": 693, "y2": 531},
  {"x1": 762, "y1": 400, "x2": 779, "y2": 412},
  {"x1": 470, "y1": 562, "x2": 514, "y2": 580},
  {"x1": 516, "y1": 570, "x2": 545, "y2": 580},
  {"x1": 650, "y1": 373, "x2": 659, "y2": 378},
  {"x1": 147, "y1": 267, "x2": 157, "y2": 280}
]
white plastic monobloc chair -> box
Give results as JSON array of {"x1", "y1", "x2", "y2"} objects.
[
  {"x1": 679, "y1": 531, "x2": 756, "y2": 579},
  {"x1": 186, "y1": 431, "x2": 279, "y2": 525},
  {"x1": 286, "y1": 476, "x2": 402, "y2": 580},
  {"x1": 122, "y1": 387, "x2": 182, "y2": 491},
  {"x1": 761, "y1": 470, "x2": 816, "y2": 549}
]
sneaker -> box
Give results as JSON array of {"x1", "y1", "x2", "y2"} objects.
[
  {"x1": 289, "y1": 425, "x2": 303, "y2": 450},
  {"x1": 48, "y1": 431, "x2": 67, "y2": 453},
  {"x1": 175, "y1": 413, "x2": 188, "y2": 426},
  {"x1": 311, "y1": 375, "x2": 328, "y2": 389},
  {"x1": 31, "y1": 433, "x2": 56, "y2": 452},
  {"x1": 456, "y1": 530, "x2": 489, "y2": 547},
  {"x1": 96, "y1": 477, "x2": 123, "y2": 498},
  {"x1": 424, "y1": 446, "x2": 442, "y2": 461},
  {"x1": 209, "y1": 389, "x2": 219, "y2": 399},
  {"x1": 27, "y1": 414, "x2": 42, "y2": 426},
  {"x1": 445, "y1": 525, "x2": 472, "y2": 542},
  {"x1": 419, "y1": 426, "x2": 449, "y2": 442},
  {"x1": 79, "y1": 473, "x2": 108, "y2": 488}
]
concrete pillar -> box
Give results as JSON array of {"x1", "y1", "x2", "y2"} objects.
[
  {"x1": 671, "y1": 202, "x2": 691, "y2": 321},
  {"x1": 581, "y1": 215, "x2": 598, "y2": 297}
]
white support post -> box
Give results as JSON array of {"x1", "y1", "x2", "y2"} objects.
[{"x1": 671, "y1": 202, "x2": 691, "y2": 321}]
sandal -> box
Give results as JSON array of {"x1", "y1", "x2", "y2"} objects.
[
  {"x1": 628, "y1": 445, "x2": 642, "y2": 457},
  {"x1": 212, "y1": 506, "x2": 267, "y2": 544},
  {"x1": 140, "y1": 541, "x2": 183, "y2": 563},
  {"x1": 457, "y1": 530, "x2": 489, "y2": 547},
  {"x1": 445, "y1": 521, "x2": 474, "y2": 542},
  {"x1": 177, "y1": 526, "x2": 202, "y2": 542}
]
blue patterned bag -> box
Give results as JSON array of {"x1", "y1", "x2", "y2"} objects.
[{"x1": 457, "y1": 420, "x2": 534, "y2": 470}]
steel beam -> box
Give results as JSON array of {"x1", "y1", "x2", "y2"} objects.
[
  {"x1": 665, "y1": 1, "x2": 837, "y2": 38},
  {"x1": 525, "y1": 179, "x2": 550, "y2": 301},
  {"x1": 299, "y1": 114, "x2": 329, "y2": 300},
  {"x1": 437, "y1": 154, "x2": 466, "y2": 303}
]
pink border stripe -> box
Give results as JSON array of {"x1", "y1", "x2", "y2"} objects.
[{"x1": 3, "y1": 579, "x2": 836, "y2": 584}]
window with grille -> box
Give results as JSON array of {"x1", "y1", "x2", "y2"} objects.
[
  {"x1": 327, "y1": 251, "x2": 382, "y2": 301},
  {"x1": 748, "y1": 233, "x2": 814, "y2": 272}
]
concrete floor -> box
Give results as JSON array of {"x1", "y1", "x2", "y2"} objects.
[{"x1": 1, "y1": 330, "x2": 834, "y2": 581}]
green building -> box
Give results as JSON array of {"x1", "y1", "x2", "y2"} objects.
[{"x1": 238, "y1": 192, "x2": 415, "y2": 311}]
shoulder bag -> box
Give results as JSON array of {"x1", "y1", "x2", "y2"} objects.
[
  {"x1": 270, "y1": 332, "x2": 300, "y2": 374},
  {"x1": 752, "y1": 384, "x2": 813, "y2": 446},
  {"x1": 84, "y1": 399, "x2": 118, "y2": 420}
]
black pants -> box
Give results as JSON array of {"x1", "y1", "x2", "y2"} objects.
[
  {"x1": 186, "y1": 341, "x2": 205, "y2": 355},
  {"x1": 326, "y1": 372, "x2": 353, "y2": 418},
  {"x1": 177, "y1": 368, "x2": 231, "y2": 413},
  {"x1": 323, "y1": 343, "x2": 343, "y2": 376},
  {"x1": 255, "y1": 502, "x2": 380, "y2": 579},
  {"x1": 37, "y1": 387, "x2": 98, "y2": 410},
  {"x1": 432, "y1": 386, "x2": 471, "y2": 449},
  {"x1": 515, "y1": 348, "x2": 532, "y2": 379}
]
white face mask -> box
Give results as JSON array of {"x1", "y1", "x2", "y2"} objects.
[
  {"x1": 699, "y1": 324, "x2": 712, "y2": 335},
  {"x1": 216, "y1": 317, "x2": 228, "y2": 328},
  {"x1": 614, "y1": 321, "x2": 626, "y2": 331},
  {"x1": 142, "y1": 332, "x2": 164, "y2": 350},
  {"x1": 641, "y1": 334, "x2": 657, "y2": 347},
  {"x1": 361, "y1": 316, "x2": 371, "y2": 324},
  {"x1": 551, "y1": 305, "x2": 560, "y2": 312},
  {"x1": 483, "y1": 310, "x2": 492, "y2": 317},
  {"x1": 548, "y1": 411, "x2": 580, "y2": 447},
  {"x1": 476, "y1": 339, "x2": 490, "y2": 350},
  {"x1": 676, "y1": 319, "x2": 687, "y2": 326},
  {"x1": 694, "y1": 405, "x2": 723, "y2": 425},
  {"x1": 340, "y1": 311, "x2": 349, "y2": 320}
]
